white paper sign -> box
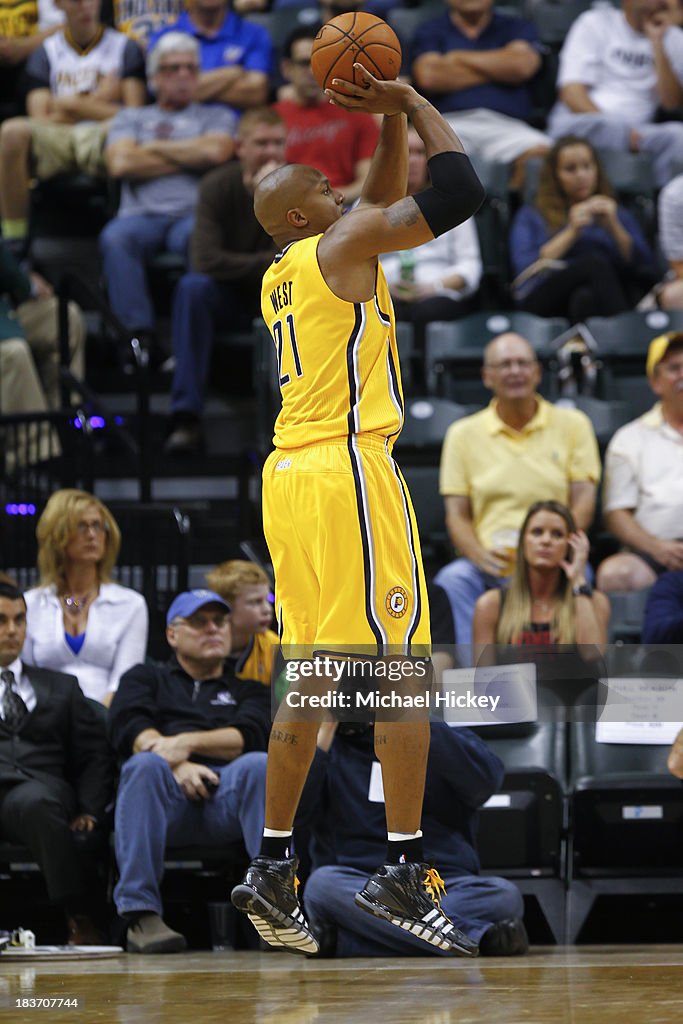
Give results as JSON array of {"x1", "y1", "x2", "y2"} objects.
[
  {"x1": 595, "y1": 677, "x2": 683, "y2": 744},
  {"x1": 442, "y1": 663, "x2": 537, "y2": 727},
  {"x1": 368, "y1": 760, "x2": 385, "y2": 803}
]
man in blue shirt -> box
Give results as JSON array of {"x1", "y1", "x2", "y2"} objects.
[
  {"x1": 411, "y1": 0, "x2": 550, "y2": 187},
  {"x1": 149, "y1": 0, "x2": 272, "y2": 116}
]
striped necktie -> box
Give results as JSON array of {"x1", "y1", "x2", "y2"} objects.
[{"x1": 1, "y1": 669, "x2": 28, "y2": 731}]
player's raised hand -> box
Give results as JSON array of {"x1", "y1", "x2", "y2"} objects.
[{"x1": 325, "y1": 63, "x2": 415, "y2": 117}]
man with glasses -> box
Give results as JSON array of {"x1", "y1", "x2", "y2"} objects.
[
  {"x1": 435, "y1": 331, "x2": 601, "y2": 653},
  {"x1": 109, "y1": 588, "x2": 271, "y2": 953},
  {"x1": 99, "y1": 31, "x2": 235, "y2": 361},
  {"x1": 598, "y1": 333, "x2": 683, "y2": 592}
]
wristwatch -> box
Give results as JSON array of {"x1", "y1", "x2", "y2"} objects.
[{"x1": 572, "y1": 582, "x2": 593, "y2": 598}]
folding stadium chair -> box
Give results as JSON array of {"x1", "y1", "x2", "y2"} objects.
[
  {"x1": 467, "y1": 681, "x2": 569, "y2": 944},
  {"x1": 107, "y1": 503, "x2": 192, "y2": 660},
  {"x1": 394, "y1": 397, "x2": 471, "y2": 455},
  {"x1": 605, "y1": 589, "x2": 653, "y2": 645},
  {"x1": 566, "y1": 680, "x2": 683, "y2": 943},
  {"x1": 425, "y1": 311, "x2": 570, "y2": 400},
  {"x1": 387, "y1": 3, "x2": 444, "y2": 72},
  {"x1": 528, "y1": 0, "x2": 592, "y2": 47},
  {"x1": 584, "y1": 310, "x2": 683, "y2": 404},
  {"x1": 553, "y1": 396, "x2": 632, "y2": 451},
  {"x1": 469, "y1": 158, "x2": 513, "y2": 309}
]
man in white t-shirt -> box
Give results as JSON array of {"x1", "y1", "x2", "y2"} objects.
[
  {"x1": 598, "y1": 333, "x2": 683, "y2": 591},
  {"x1": 548, "y1": 0, "x2": 683, "y2": 186},
  {"x1": 0, "y1": 0, "x2": 146, "y2": 262}
]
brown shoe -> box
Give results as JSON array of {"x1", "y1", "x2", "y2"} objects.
[
  {"x1": 66, "y1": 914, "x2": 105, "y2": 946},
  {"x1": 126, "y1": 913, "x2": 187, "y2": 954}
]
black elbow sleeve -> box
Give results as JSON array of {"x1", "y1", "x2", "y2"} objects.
[{"x1": 413, "y1": 152, "x2": 486, "y2": 237}]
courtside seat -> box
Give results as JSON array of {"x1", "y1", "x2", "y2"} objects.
[{"x1": 566, "y1": 680, "x2": 683, "y2": 942}]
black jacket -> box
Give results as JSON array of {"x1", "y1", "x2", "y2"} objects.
[
  {"x1": 0, "y1": 664, "x2": 113, "y2": 819},
  {"x1": 109, "y1": 655, "x2": 272, "y2": 763}
]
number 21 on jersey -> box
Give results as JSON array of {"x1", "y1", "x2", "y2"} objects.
[{"x1": 273, "y1": 314, "x2": 303, "y2": 388}]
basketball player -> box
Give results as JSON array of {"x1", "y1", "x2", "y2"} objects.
[{"x1": 231, "y1": 65, "x2": 485, "y2": 955}]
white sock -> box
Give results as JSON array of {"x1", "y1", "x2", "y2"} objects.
[
  {"x1": 263, "y1": 828, "x2": 293, "y2": 838},
  {"x1": 387, "y1": 830, "x2": 423, "y2": 842}
]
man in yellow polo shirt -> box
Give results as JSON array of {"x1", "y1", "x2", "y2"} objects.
[{"x1": 434, "y1": 331, "x2": 601, "y2": 654}]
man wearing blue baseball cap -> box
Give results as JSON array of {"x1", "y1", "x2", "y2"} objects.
[{"x1": 109, "y1": 589, "x2": 272, "y2": 953}]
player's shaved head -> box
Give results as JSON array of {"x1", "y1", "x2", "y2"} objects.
[{"x1": 254, "y1": 164, "x2": 339, "y2": 244}]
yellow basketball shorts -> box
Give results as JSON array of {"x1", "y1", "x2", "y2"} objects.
[{"x1": 262, "y1": 437, "x2": 431, "y2": 655}]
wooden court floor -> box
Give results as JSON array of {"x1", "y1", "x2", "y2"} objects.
[{"x1": 2, "y1": 947, "x2": 683, "y2": 1024}]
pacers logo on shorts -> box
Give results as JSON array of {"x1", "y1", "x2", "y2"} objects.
[{"x1": 385, "y1": 586, "x2": 409, "y2": 618}]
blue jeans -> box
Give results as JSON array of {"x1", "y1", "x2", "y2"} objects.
[
  {"x1": 434, "y1": 558, "x2": 501, "y2": 661},
  {"x1": 170, "y1": 272, "x2": 253, "y2": 417},
  {"x1": 304, "y1": 865, "x2": 523, "y2": 956},
  {"x1": 113, "y1": 750, "x2": 266, "y2": 916},
  {"x1": 99, "y1": 214, "x2": 193, "y2": 331}
]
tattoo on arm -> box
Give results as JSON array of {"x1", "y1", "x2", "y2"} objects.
[
  {"x1": 408, "y1": 101, "x2": 430, "y2": 118},
  {"x1": 272, "y1": 729, "x2": 298, "y2": 746},
  {"x1": 375, "y1": 733, "x2": 388, "y2": 745},
  {"x1": 384, "y1": 197, "x2": 420, "y2": 228}
]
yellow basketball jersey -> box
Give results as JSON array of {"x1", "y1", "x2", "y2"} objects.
[
  {"x1": 234, "y1": 628, "x2": 278, "y2": 686},
  {"x1": 261, "y1": 234, "x2": 404, "y2": 450}
]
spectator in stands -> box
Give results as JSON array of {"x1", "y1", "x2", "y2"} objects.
[
  {"x1": 164, "y1": 107, "x2": 286, "y2": 455},
  {"x1": 302, "y1": 718, "x2": 528, "y2": 958},
  {"x1": 148, "y1": 0, "x2": 272, "y2": 117},
  {"x1": 109, "y1": 588, "x2": 271, "y2": 953},
  {"x1": 23, "y1": 489, "x2": 149, "y2": 705},
  {"x1": 205, "y1": 559, "x2": 276, "y2": 686},
  {"x1": 642, "y1": 570, "x2": 683, "y2": 641},
  {"x1": 510, "y1": 136, "x2": 656, "y2": 321},
  {"x1": 381, "y1": 126, "x2": 482, "y2": 329},
  {"x1": 0, "y1": 573, "x2": 113, "y2": 945},
  {"x1": 648, "y1": 173, "x2": 683, "y2": 310},
  {"x1": 99, "y1": 33, "x2": 235, "y2": 357},
  {"x1": 434, "y1": 332, "x2": 601, "y2": 653},
  {"x1": 0, "y1": 0, "x2": 63, "y2": 121},
  {"x1": 0, "y1": 238, "x2": 85, "y2": 415},
  {"x1": 0, "y1": 0, "x2": 146, "y2": 263},
  {"x1": 411, "y1": 0, "x2": 550, "y2": 189},
  {"x1": 473, "y1": 500, "x2": 609, "y2": 649},
  {"x1": 275, "y1": 26, "x2": 379, "y2": 206},
  {"x1": 598, "y1": 333, "x2": 683, "y2": 591},
  {"x1": 548, "y1": 0, "x2": 683, "y2": 188},
  {"x1": 104, "y1": 0, "x2": 183, "y2": 49}
]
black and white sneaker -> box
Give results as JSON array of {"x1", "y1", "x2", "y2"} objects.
[
  {"x1": 354, "y1": 863, "x2": 479, "y2": 956},
  {"x1": 231, "y1": 855, "x2": 319, "y2": 956}
]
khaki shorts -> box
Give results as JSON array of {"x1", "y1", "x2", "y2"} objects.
[{"x1": 30, "y1": 120, "x2": 108, "y2": 180}]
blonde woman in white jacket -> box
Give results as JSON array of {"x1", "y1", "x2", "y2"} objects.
[{"x1": 23, "y1": 489, "x2": 148, "y2": 706}]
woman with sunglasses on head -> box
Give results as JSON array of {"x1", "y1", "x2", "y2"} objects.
[
  {"x1": 473, "y1": 500, "x2": 609, "y2": 652},
  {"x1": 23, "y1": 489, "x2": 149, "y2": 706}
]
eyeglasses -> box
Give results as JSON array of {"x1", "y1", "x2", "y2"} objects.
[
  {"x1": 485, "y1": 359, "x2": 537, "y2": 371},
  {"x1": 158, "y1": 62, "x2": 199, "y2": 75},
  {"x1": 75, "y1": 520, "x2": 108, "y2": 536},
  {"x1": 174, "y1": 613, "x2": 230, "y2": 631}
]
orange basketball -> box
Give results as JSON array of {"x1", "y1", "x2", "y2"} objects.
[{"x1": 310, "y1": 12, "x2": 402, "y2": 95}]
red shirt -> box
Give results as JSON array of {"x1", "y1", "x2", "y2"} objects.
[{"x1": 274, "y1": 99, "x2": 379, "y2": 189}]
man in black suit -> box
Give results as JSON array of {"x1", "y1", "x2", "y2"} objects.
[{"x1": 0, "y1": 574, "x2": 113, "y2": 944}]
